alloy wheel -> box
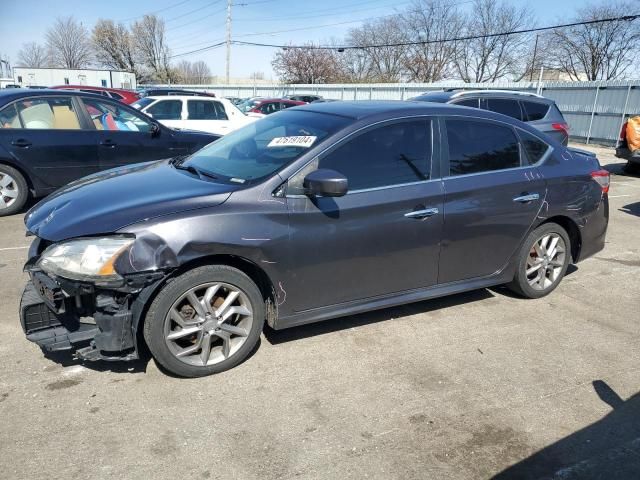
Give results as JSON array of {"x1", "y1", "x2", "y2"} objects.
[
  {"x1": 164, "y1": 282, "x2": 253, "y2": 367},
  {"x1": 526, "y1": 233, "x2": 567, "y2": 291},
  {"x1": 0, "y1": 172, "x2": 19, "y2": 210}
]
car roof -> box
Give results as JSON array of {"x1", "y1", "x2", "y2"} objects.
[
  {"x1": 412, "y1": 90, "x2": 553, "y2": 103},
  {"x1": 52, "y1": 85, "x2": 135, "y2": 93},
  {"x1": 0, "y1": 88, "x2": 115, "y2": 103}
]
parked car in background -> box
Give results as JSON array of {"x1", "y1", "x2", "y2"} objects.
[
  {"x1": 410, "y1": 90, "x2": 570, "y2": 145},
  {"x1": 131, "y1": 96, "x2": 255, "y2": 136},
  {"x1": 311, "y1": 98, "x2": 340, "y2": 103},
  {"x1": 19, "y1": 101, "x2": 609, "y2": 377},
  {"x1": 284, "y1": 94, "x2": 323, "y2": 103},
  {"x1": 0, "y1": 89, "x2": 218, "y2": 216},
  {"x1": 239, "y1": 98, "x2": 305, "y2": 117},
  {"x1": 615, "y1": 116, "x2": 640, "y2": 171},
  {"x1": 138, "y1": 88, "x2": 216, "y2": 98},
  {"x1": 224, "y1": 96, "x2": 243, "y2": 105},
  {"x1": 51, "y1": 85, "x2": 141, "y2": 104}
]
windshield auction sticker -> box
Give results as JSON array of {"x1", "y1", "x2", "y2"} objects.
[{"x1": 267, "y1": 136, "x2": 317, "y2": 148}]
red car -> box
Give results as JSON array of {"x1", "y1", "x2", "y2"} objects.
[
  {"x1": 50, "y1": 85, "x2": 140, "y2": 104},
  {"x1": 240, "y1": 98, "x2": 306, "y2": 116}
]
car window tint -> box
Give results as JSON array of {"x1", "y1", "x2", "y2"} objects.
[
  {"x1": 485, "y1": 98, "x2": 523, "y2": 121},
  {"x1": 260, "y1": 102, "x2": 279, "y2": 115},
  {"x1": 522, "y1": 101, "x2": 550, "y2": 121},
  {"x1": 319, "y1": 119, "x2": 432, "y2": 191},
  {"x1": 454, "y1": 98, "x2": 479, "y2": 108},
  {"x1": 281, "y1": 102, "x2": 297, "y2": 109},
  {"x1": 187, "y1": 100, "x2": 228, "y2": 120},
  {"x1": 0, "y1": 104, "x2": 22, "y2": 128},
  {"x1": 16, "y1": 97, "x2": 81, "y2": 130},
  {"x1": 519, "y1": 129, "x2": 550, "y2": 165},
  {"x1": 446, "y1": 119, "x2": 520, "y2": 175},
  {"x1": 147, "y1": 100, "x2": 182, "y2": 120},
  {"x1": 81, "y1": 98, "x2": 152, "y2": 132}
]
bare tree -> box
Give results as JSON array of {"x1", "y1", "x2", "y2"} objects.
[
  {"x1": 401, "y1": 0, "x2": 464, "y2": 82},
  {"x1": 454, "y1": 0, "x2": 532, "y2": 82},
  {"x1": 191, "y1": 60, "x2": 211, "y2": 84},
  {"x1": 551, "y1": 2, "x2": 640, "y2": 81},
  {"x1": 272, "y1": 44, "x2": 342, "y2": 83},
  {"x1": 346, "y1": 16, "x2": 407, "y2": 82},
  {"x1": 17, "y1": 42, "x2": 50, "y2": 68},
  {"x1": 46, "y1": 17, "x2": 93, "y2": 68},
  {"x1": 176, "y1": 60, "x2": 194, "y2": 83},
  {"x1": 132, "y1": 15, "x2": 176, "y2": 83},
  {"x1": 92, "y1": 20, "x2": 140, "y2": 76}
]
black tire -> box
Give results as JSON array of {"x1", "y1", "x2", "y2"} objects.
[
  {"x1": 0, "y1": 164, "x2": 28, "y2": 217},
  {"x1": 143, "y1": 265, "x2": 265, "y2": 377},
  {"x1": 507, "y1": 222, "x2": 571, "y2": 299}
]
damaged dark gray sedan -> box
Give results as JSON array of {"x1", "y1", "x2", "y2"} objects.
[{"x1": 20, "y1": 101, "x2": 610, "y2": 377}]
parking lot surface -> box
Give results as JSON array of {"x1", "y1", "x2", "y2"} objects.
[{"x1": 0, "y1": 144, "x2": 638, "y2": 480}]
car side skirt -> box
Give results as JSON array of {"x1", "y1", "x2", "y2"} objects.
[{"x1": 274, "y1": 268, "x2": 515, "y2": 330}]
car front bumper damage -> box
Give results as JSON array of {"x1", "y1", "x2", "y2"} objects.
[{"x1": 20, "y1": 269, "x2": 163, "y2": 362}]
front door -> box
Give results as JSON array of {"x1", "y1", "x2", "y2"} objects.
[
  {"x1": 1, "y1": 95, "x2": 99, "y2": 191},
  {"x1": 77, "y1": 97, "x2": 184, "y2": 170},
  {"x1": 438, "y1": 117, "x2": 546, "y2": 284},
  {"x1": 285, "y1": 118, "x2": 444, "y2": 312}
]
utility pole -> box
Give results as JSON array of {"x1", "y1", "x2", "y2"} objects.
[
  {"x1": 225, "y1": 0, "x2": 232, "y2": 84},
  {"x1": 529, "y1": 34, "x2": 539, "y2": 82}
]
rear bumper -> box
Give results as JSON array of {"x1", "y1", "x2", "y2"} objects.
[
  {"x1": 20, "y1": 274, "x2": 139, "y2": 361},
  {"x1": 616, "y1": 147, "x2": 640, "y2": 164},
  {"x1": 576, "y1": 194, "x2": 609, "y2": 263}
]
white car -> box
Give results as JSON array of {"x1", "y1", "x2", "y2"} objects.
[{"x1": 131, "y1": 96, "x2": 256, "y2": 135}]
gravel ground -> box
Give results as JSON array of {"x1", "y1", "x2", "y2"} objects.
[{"x1": 0, "y1": 144, "x2": 638, "y2": 480}]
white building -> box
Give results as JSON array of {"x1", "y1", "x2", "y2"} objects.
[{"x1": 12, "y1": 68, "x2": 136, "y2": 89}]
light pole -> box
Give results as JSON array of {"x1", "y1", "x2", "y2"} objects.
[{"x1": 225, "y1": 0, "x2": 232, "y2": 84}]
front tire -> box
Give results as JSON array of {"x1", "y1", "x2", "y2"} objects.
[
  {"x1": 0, "y1": 164, "x2": 28, "y2": 217},
  {"x1": 143, "y1": 265, "x2": 265, "y2": 377},
  {"x1": 507, "y1": 223, "x2": 571, "y2": 299}
]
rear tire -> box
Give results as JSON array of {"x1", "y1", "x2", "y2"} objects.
[
  {"x1": 143, "y1": 265, "x2": 265, "y2": 377},
  {"x1": 507, "y1": 223, "x2": 571, "y2": 299},
  {"x1": 0, "y1": 164, "x2": 28, "y2": 217}
]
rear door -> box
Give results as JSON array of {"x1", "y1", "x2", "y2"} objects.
[
  {"x1": 438, "y1": 117, "x2": 546, "y2": 284},
  {"x1": 183, "y1": 99, "x2": 230, "y2": 135},
  {"x1": 77, "y1": 97, "x2": 181, "y2": 170},
  {"x1": 0, "y1": 95, "x2": 98, "y2": 191}
]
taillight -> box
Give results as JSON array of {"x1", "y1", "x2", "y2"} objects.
[
  {"x1": 552, "y1": 122, "x2": 570, "y2": 137},
  {"x1": 590, "y1": 169, "x2": 610, "y2": 194}
]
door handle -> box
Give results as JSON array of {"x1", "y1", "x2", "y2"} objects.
[
  {"x1": 404, "y1": 207, "x2": 439, "y2": 219},
  {"x1": 11, "y1": 139, "x2": 32, "y2": 148},
  {"x1": 513, "y1": 193, "x2": 540, "y2": 203},
  {"x1": 100, "y1": 139, "x2": 117, "y2": 147}
]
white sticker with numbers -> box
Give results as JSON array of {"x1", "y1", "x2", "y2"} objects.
[{"x1": 267, "y1": 136, "x2": 317, "y2": 148}]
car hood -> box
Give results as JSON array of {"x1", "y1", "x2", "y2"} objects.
[{"x1": 25, "y1": 160, "x2": 240, "y2": 242}]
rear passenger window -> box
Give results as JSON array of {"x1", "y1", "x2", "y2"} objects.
[
  {"x1": 16, "y1": 97, "x2": 81, "y2": 130},
  {"x1": 0, "y1": 104, "x2": 22, "y2": 128},
  {"x1": 446, "y1": 119, "x2": 520, "y2": 175},
  {"x1": 319, "y1": 119, "x2": 432, "y2": 190},
  {"x1": 485, "y1": 98, "x2": 523, "y2": 121},
  {"x1": 522, "y1": 101, "x2": 550, "y2": 121},
  {"x1": 187, "y1": 100, "x2": 228, "y2": 120},
  {"x1": 519, "y1": 129, "x2": 550, "y2": 165},
  {"x1": 146, "y1": 100, "x2": 182, "y2": 120}
]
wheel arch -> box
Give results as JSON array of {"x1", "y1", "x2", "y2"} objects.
[
  {"x1": 0, "y1": 158, "x2": 35, "y2": 195},
  {"x1": 535, "y1": 215, "x2": 582, "y2": 262},
  {"x1": 132, "y1": 253, "x2": 278, "y2": 351}
]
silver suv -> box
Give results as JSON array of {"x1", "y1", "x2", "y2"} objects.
[{"x1": 410, "y1": 90, "x2": 569, "y2": 145}]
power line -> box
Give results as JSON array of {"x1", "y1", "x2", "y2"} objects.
[
  {"x1": 165, "y1": 1, "x2": 223, "y2": 23},
  {"x1": 119, "y1": 0, "x2": 192, "y2": 22},
  {"x1": 170, "y1": 41, "x2": 227, "y2": 58},
  {"x1": 166, "y1": 6, "x2": 228, "y2": 31},
  {"x1": 232, "y1": 14, "x2": 640, "y2": 50}
]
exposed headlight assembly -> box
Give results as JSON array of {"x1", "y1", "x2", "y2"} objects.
[{"x1": 37, "y1": 237, "x2": 134, "y2": 285}]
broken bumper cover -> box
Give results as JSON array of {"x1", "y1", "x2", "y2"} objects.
[{"x1": 20, "y1": 273, "x2": 139, "y2": 361}]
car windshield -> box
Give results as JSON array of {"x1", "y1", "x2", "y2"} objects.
[
  {"x1": 184, "y1": 110, "x2": 348, "y2": 185},
  {"x1": 238, "y1": 99, "x2": 261, "y2": 113}
]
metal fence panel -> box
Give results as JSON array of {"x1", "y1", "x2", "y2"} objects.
[{"x1": 145, "y1": 80, "x2": 640, "y2": 144}]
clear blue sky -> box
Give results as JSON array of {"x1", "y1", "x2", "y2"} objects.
[{"x1": 0, "y1": 0, "x2": 587, "y2": 80}]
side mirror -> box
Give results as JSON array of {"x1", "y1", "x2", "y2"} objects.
[
  {"x1": 303, "y1": 169, "x2": 348, "y2": 197},
  {"x1": 150, "y1": 122, "x2": 161, "y2": 137}
]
